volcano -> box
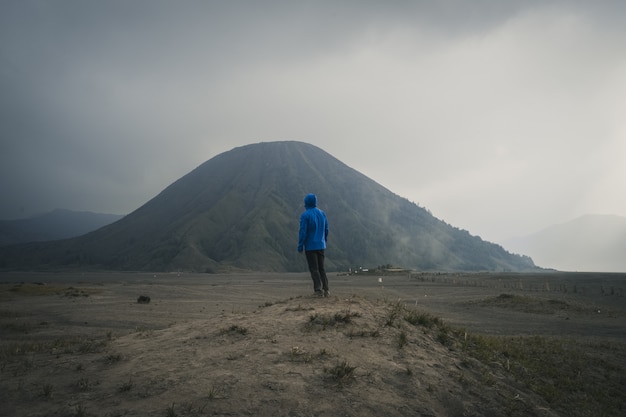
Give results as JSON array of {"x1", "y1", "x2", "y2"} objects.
[{"x1": 0, "y1": 141, "x2": 536, "y2": 272}]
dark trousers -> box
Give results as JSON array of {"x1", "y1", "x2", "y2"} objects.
[{"x1": 305, "y1": 250, "x2": 329, "y2": 293}]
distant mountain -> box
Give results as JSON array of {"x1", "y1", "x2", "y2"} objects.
[
  {"x1": 0, "y1": 141, "x2": 536, "y2": 273},
  {"x1": 0, "y1": 209, "x2": 124, "y2": 247},
  {"x1": 503, "y1": 214, "x2": 626, "y2": 272}
]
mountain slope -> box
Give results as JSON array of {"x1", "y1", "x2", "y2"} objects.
[
  {"x1": 0, "y1": 209, "x2": 124, "y2": 246},
  {"x1": 503, "y1": 214, "x2": 626, "y2": 272},
  {"x1": 0, "y1": 141, "x2": 536, "y2": 272}
]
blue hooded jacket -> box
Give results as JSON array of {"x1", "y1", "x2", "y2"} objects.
[{"x1": 297, "y1": 193, "x2": 328, "y2": 252}]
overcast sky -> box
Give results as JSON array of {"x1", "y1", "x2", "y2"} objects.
[{"x1": 1, "y1": 0, "x2": 625, "y2": 244}]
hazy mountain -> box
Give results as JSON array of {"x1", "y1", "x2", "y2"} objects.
[
  {"x1": 0, "y1": 141, "x2": 536, "y2": 273},
  {"x1": 0, "y1": 209, "x2": 124, "y2": 247},
  {"x1": 503, "y1": 214, "x2": 626, "y2": 272}
]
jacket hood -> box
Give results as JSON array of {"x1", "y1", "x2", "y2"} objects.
[{"x1": 304, "y1": 193, "x2": 317, "y2": 208}]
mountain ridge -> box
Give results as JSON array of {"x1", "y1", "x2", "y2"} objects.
[
  {"x1": 0, "y1": 141, "x2": 537, "y2": 273},
  {"x1": 503, "y1": 214, "x2": 626, "y2": 272},
  {"x1": 0, "y1": 209, "x2": 124, "y2": 247}
]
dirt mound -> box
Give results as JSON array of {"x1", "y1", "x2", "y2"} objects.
[
  {"x1": 2, "y1": 293, "x2": 558, "y2": 416},
  {"x1": 473, "y1": 293, "x2": 594, "y2": 315}
]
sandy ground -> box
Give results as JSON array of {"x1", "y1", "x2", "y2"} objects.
[{"x1": 0, "y1": 271, "x2": 624, "y2": 416}]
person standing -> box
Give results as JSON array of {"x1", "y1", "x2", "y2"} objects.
[{"x1": 297, "y1": 193, "x2": 330, "y2": 297}]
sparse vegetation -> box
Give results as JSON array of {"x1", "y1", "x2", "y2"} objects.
[
  {"x1": 75, "y1": 377, "x2": 92, "y2": 392},
  {"x1": 73, "y1": 404, "x2": 87, "y2": 417},
  {"x1": 1, "y1": 273, "x2": 623, "y2": 417},
  {"x1": 461, "y1": 333, "x2": 625, "y2": 416},
  {"x1": 0, "y1": 309, "x2": 24, "y2": 318},
  {"x1": 383, "y1": 300, "x2": 451, "y2": 346},
  {"x1": 436, "y1": 328, "x2": 451, "y2": 346},
  {"x1": 2, "y1": 283, "x2": 100, "y2": 298},
  {"x1": 404, "y1": 309, "x2": 443, "y2": 328},
  {"x1": 105, "y1": 353, "x2": 122, "y2": 363},
  {"x1": 118, "y1": 377, "x2": 133, "y2": 393},
  {"x1": 288, "y1": 345, "x2": 333, "y2": 363},
  {"x1": 285, "y1": 304, "x2": 314, "y2": 312},
  {"x1": 0, "y1": 336, "x2": 108, "y2": 365},
  {"x1": 289, "y1": 346, "x2": 312, "y2": 363},
  {"x1": 77, "y1": 338, "x2": 107, "y2": 354},
  {"x1": 397, "y1": 331, "x2": 408, "y2": 348},
  {"x1": 477, "y1": 293, "x2": 590, "y2": 314},
  {"x1": 325, "y1": 360, "x2": 356, "y2": 385},
  {"x1": 166, "y1": 403, "x2": 177, "y2": 417},
  {"x1": 308, "y1": 309, "x2": 361, "y2": 328},
  {"x1": 218, "y1": 324, "x2": 248, "y2": 335},
  {"x1": 383, "y1": 300, "x2": 404, "y2": 326},
  {"x1": 346, "y1": 328, "x2": 380, "y2": 338},
  {"x1": 42, "y1": 383, "x2": 53, "y2": 398},
  {"x1": 318, "y1": 348, "x2": 330, "y2": 357},
  {"x1": 207, "y1": 385, "x2": 223, "y2": 400}
]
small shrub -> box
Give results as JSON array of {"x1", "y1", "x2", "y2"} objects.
[
  {"x1": 437, "y1": 329, "x2": 451, "y2": 346},
  {"x1": 207, "y1": 386, "x2": 218, "y2": 400},
  {"x1": 105, "y1": 353, "x2": 122, "y2": 363},
  {"x1": 308, "y1": 310, "x2": 360, "y2": 328},
  {"x1": 74, "y1": 404, "x2": 87, "y2": 417},
  {"x1": 326, "y1": 360, "x2": 356, "y2": 385},
  {"x1": 166, "y1": 403, "x2": 177, "y2": 417},
  {"x1": 318, "y1": 348, "x2": 330, "y2": 357},
  {"x1": 118, "y1": 378, "x2": 133, "y2": 393},
  {"x1": 42, "y1": 383, "x2": 53, "y2": 398},
  {"x1": 404, "y1": 310, "x2": 441, "y2": 328},
  {"x1": 219, "y1": 325, "x2": 248, "y2": 335},
  {"x1": 285, "y1": 304, "x2": 314, "y2": 312},
  {"x1": 384, "y1": 301, "x2": 404, "y2": 326},
  {"x1": 78, "y1": 338, "x2": 107, "y2": 354},
  {"x1": 0, "y1": 309, "x2": 24, "y2": 318},
  {"x1": 75, "y1": 377, "x2": 91, "y2": 392},
  {"x1": 333, "y1": 310, "x2": 360, "y2": 324},
  {"x1": 137, "y1": 295, "x2": 151, "y2": 304},
  {"x1": 289, "y1": 346, "x2": 312, "y2": 363},
  {"x1": 397, "y1": 331, "x2": 408, "y2": 348}
]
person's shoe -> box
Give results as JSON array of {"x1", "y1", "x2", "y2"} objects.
[
  {"x1": 313, "y1": 291, "x2": 324, "y2": 297},
  {"x1": 324, "y1": 290, "x2": 330, "y2": 297}
]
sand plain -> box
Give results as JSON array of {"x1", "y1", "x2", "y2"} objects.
[{"x1": 1, "y1": 271, "x2": 624, "y2": 416}]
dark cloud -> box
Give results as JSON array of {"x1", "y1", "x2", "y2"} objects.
[{"x1": 1, "y1": 1, "x2": 625, "y2": 244}]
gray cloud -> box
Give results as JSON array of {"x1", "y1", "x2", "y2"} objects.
[{"x1": 1, "y1": 0, "x2": 625, "y2": 244}]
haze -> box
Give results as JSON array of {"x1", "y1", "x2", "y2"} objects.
[{"x1": 1, "y1": 0, "x2": 625, "y2": 245}]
